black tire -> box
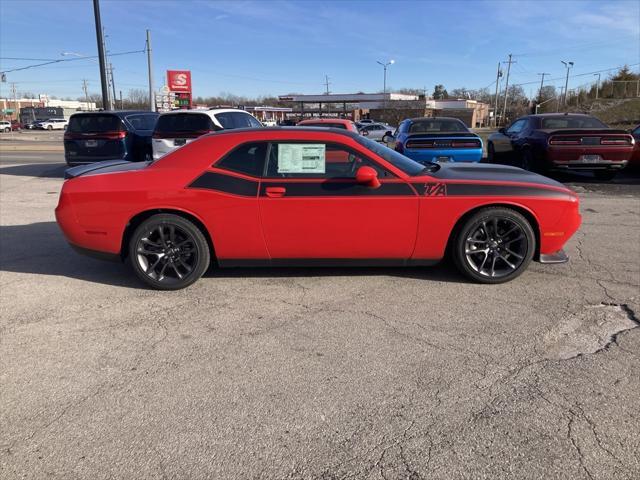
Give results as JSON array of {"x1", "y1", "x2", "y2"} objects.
[
  {"x1": 47, "y1": 125, "x2": 53, "y2": 130},
  {"x1": 128, "y1": 214, "x2": 210, "y2": 290},
  {"x1": 452, "y1": 207, "x2": 535, "y2": 284},
  {"x1": 593, "y1": 170, "x2": 617, "y2": 181},
  {"x1": 520, "y1": 149, "x2": 533, "y2": 171},
  {"x1": 487, "y1": 142, "x2": 496, "y2": 163},
  {"x1": 3, "y1": 127, "x2": 9, "y2": 133}
]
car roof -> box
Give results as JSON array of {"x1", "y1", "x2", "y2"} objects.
[
  {"x1": 70, "y1": 111, "x2": 157, "y2": 118},
  {"x1": 157, "y1": 108, "x2": 250, "y2": 118},
  {"x1": 202, "y1": 126, "x2": 359, "y2": 139},
  {"x1": 298, "y1": 118, "x2": 353, "y2": 124},
  {"x1": 528, "y1": 113, "x2": 594, "y2": 118},
  {"x1": 406, "y1": 116, "x2": 465, "y2": 123}
]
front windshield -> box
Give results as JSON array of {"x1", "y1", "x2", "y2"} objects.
[{"x1": 354, "y1": 135, "x2": 428, "y2": 176}]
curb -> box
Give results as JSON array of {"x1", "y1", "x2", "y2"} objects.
[{"x1": 0, "y1": 145, "x2": 64, "y2": 152}]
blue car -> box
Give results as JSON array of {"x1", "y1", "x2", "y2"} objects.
[
  {"x1": 386, "y1": 117, "x2": 483, "y2": 164},
  {"x1": 64, "y1": 111, "x2": 159, "y2": 166}
]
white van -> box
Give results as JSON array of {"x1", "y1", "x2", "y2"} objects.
[{"x1": 151, "y1": 108, "x2": 262, "y2": 160}]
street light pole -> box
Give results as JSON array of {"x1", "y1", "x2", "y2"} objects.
[
  {"x1": 92, "y1": 0, "x2": 110, "y2": 110},
  {"x1": 377, "y1": 59, "x2": 394, "y2": 121},
  {"x1": 561, "y1": 60, "x2": 573, "y2": 105},
  {"x1": 146, "y1": 29, "x2": 155, "y2": 112}
]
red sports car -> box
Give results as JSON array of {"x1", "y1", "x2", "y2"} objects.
[{"x1": 56, "y1": 128, "x2": 581, "y2": 290}]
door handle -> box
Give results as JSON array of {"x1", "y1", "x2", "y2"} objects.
[{"x1": 265, "y1": 186, "x2": 286, "y2": 198}]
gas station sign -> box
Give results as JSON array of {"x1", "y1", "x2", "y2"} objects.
[{"x1": 166, "y1": 70, "x2": 192, "y2": 109}]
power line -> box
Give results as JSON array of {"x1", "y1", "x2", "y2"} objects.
[
  {"x1": 0, "y1": 49, "x2": 145, "y2": 74},
  {"x1": 510, "y1": 63, "x2": 640, "y2": 87}
]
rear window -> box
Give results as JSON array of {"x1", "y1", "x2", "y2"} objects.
[
  {"x1": 155, "y1": 113, "x2": 214, "y2": 133},
  {"x1": 68, "y1": 114, "x2": 123, "y2": 133},
  {"x1": 214, "y1": 111, "x2": 262, "y2": 129},
  {"x1": 409, "y1": 119, "x2": 467, "y2": 133},
  {"x1": 541, "y1": 116, "x2": 607, "y2": 129},
  {"x1": 216, "y1": 142, "x2": 268, "y2": 177},
  {"x1": 125, "y1": 113, "x2": 158, "y2": 131}
]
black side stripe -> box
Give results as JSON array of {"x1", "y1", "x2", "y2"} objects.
[
  {"x1": 412, "y1": 182, "x2": 569, "y2": 198},
  {"x1": 189, "y1": 172, "x2": 258, "y2": 197},
  {"x1": 260, "y1": 181, "x2": 415, "y2": 197}
]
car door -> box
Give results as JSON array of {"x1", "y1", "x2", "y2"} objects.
[
  {"x1": 493, "y1": 118, "x2": 527, "y2": 155},
  {"x1": 258, "y1": 141, "x2": 419, "y2": 261}
]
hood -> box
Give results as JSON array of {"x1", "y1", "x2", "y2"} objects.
[
  {"x1": 429, "y1": 162, "x2": 568, "y2": 189},
  {"x1": 65, "y1": 159, "x2": 149, "y2": 179}
]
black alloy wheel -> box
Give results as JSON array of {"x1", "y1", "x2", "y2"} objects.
[
  {"x1": 129, "y1": 214, "x2": 210, "y2": 290},
  {"x1": 453, "y1": 207, "x2": 535, "y2": 283}
]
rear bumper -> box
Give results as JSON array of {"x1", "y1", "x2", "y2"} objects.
[
  {"x1": 405, "y1": 148, "x2": 483, "y2": 163},
  {"x1": 546, "y1": 146, "x2": 632, "y2": 170}
]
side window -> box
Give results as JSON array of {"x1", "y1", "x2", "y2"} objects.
[
  {"x1": 506, "y1": 119, "x2": 526, "y2": 135},
  {"x1": 215, "y1": 142, "x2": 268, "y2": 177},
  {"x1": 265, "y1": 142, "x2": 390, "y2": 179}
]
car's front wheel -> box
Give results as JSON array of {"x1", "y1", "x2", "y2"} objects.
[
  {"x1": 129, "y1": 214, "x2": 210, "y2": 290},
  {"x1": 487, "y1": 142, "x2": 496, "y2": 163},
  {"x1": 47, "y1": 125, "x2": 53, "y2": 130},
  {"x1": 453, "y1": 207, "x2": 535, "y2": 284}
]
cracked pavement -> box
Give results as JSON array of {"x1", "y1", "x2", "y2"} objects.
[{"x1": 1, "y1": 157, "x2": 639, "y2": 479}]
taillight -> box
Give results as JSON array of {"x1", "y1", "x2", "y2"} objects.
[
  {"x1": 103, "y1": 131, "x2": 127, "y2": 140},
  {"x1": 549, "y1": 137, "x2": 581, "y2": 145},
  {"x1": 600, "y1": 137, "x2": 631, "y2": 146},
  {"x1": 451, "y1": 140, "x2": 480, "y2": 148},
  {"x1": 64, "y1": 131, "x2": 126, "y2": 140}
]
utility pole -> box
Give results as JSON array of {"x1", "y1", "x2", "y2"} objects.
[
  {"x1": 119, "y1": 90, "x2": 123, "y2": 110},
  {"x1": 109, "y1": 63, "x2": 117, "y2": 109},
  {"x1": 493, "y1": 62, "x2": 502, "y2": 126},
  {"x1": 593, "y1": 73, "x2": 600, "y2": 100},
  {"x1": 92, "y1": 0, "x2": 110, "y2": 110},
  {"x1": 323, "y1": 74, "x2": 331, "y2": 95},
  {"x1": 10, "y1": 82, "x2": 18, "y2": 126},
  {"x1": 82, "y1": 79, "x2": 90, "y2": 110},
  {"x1": 501, "y1": 54, "x2": 515, "y2": 125},
  {"x1": 537, "y1": 72, "x2": 549, "y2": 102},
  {"x1": 146, "y1": 29, "x2": 155, "y2": 112},
  {"x1": 561, "y1": 60, "x2": 573, "y2": 105}
]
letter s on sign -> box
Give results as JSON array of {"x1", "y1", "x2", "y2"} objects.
[{"x1": 174, "y1": 73, "x2": 187, "y2": 86}]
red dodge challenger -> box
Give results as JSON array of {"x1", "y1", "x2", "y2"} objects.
[{"x1": 56, "y1": 128, "x2": 581, "y2": 290}]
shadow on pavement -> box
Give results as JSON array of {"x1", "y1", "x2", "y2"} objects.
[
  {"x1": 0, "y1": 221, "x2": 465, "y2": 288},
  {"x1": 0, "y1": 163, "x2": 66, "y2": 178}
]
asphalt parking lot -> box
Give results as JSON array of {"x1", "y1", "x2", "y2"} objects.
[{"x1": 1, "y1": 145, "x2": 639, "y2": 479}]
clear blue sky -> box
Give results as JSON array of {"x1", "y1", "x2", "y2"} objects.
[{"x1": 1, "y1": 0, "x2": 639, "y2": 100}]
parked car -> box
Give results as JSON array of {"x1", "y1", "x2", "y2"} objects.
[
  {"x1": 57, "y1": 127, "x2": 581, "y2": 290},
  {"x1": 23, "y1": 120, "x2": 42, "y2": 129},
  {"x1": 630, "y1": 124, "x2": 640, "y2": 168},
  {"x1": 487, "y1": 113, "x2": 635, "y2": 180},
  {"x1": 359, "y1": 122, "x2": 394, "y2": 141},
  {"x1": 297, "y1": 118, "x2": 359, "y2": 132},
  {"x1": 356, "y1": 119, "x2": 376, "y2": 127},
  {"x1": 152, "y1": 108, "x2": 262, "y2": 160},
  {"x1": 64, "y1": 111, "x2": 159, "y2": 166},
  {"x1": 384, "y1": 117, "x2": 483, "y2": 164},
  {"x1": 36, "y1": 118, "x2": 68, "y2": 130},
  {"x1": 0, "y1": 120, "x2": 12, "y2": 132}
]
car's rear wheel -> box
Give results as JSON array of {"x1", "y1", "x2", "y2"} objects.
[
  {"x1": 129, "y1": 214, "x2": 210, "y2": 290},
  {"x1": 3, "y1": 127, "x2": 9, "y2": 133},
  {"x1": 453, "y1": 207, "x2": 535, "y2": 284},
  {"x1": 47, "y1": 125, "x2": 53, "y2": 130},
  {"x1": 593, "y1": 170, "x2": 617, "y2": 181},
  {"x1": 487, "y1": 142, "x2": 496, "y2": 163}
]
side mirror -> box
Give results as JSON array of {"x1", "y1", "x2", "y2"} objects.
[
  {"x1": 355, "y1": 166, "x2": 381, "y2": 188},
  {"x1": 361, "y1": 129, "x2": 369, "y2": 136},
  {"x1": 498, "y1": 127, "x2": 506, "y2": 134},
  {"x1": 382, "y1": 133, "x2": 393, "y2": 143}
]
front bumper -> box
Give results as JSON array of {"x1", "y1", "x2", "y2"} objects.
[{"x1": 538, "y1": 249, "x2": 569, "y2": 264}]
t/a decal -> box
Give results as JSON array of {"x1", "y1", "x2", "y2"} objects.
[{"x1": 422, "y1": 182, "x2": 447, "y2": 196}]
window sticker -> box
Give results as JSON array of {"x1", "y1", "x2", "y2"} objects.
[{"x1": 277, "y1": 144, "x2": 325, "y2": 174}]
